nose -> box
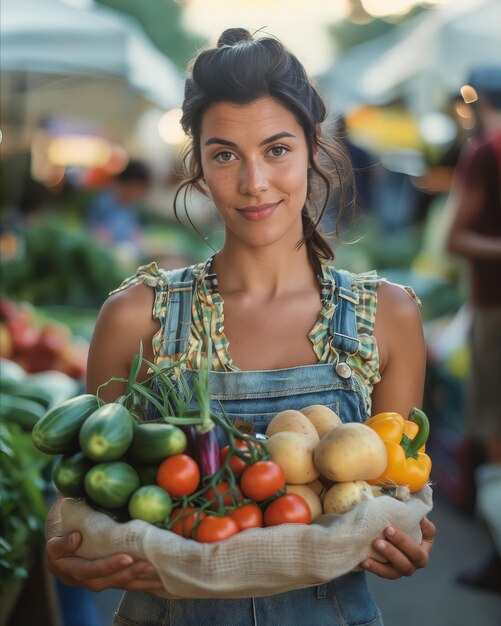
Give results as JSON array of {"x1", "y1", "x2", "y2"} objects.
[{"x1": 239, "y1": 161, "x2": 268, "y2": 196}]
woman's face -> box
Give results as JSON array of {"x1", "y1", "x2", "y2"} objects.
[{"x1": 199, "y1": 97, "x2": 311, "y2": 249}]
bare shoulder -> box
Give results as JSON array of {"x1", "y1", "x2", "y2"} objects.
[
  {"x1": 374, "y1": 281, "x2": 423, "y2": 372},
  {"x1": 100, "y1": 282, "x2": 156, "y2": 330},
  {"x1": 376, "y1": 280, "x2": 421, "y2": 321},
  {"x1": 95, "y1": 282, "x2": 159, "y2": 359},
  {"x1": 86, "y1": 283, "x2": 159, "y2": 397}
]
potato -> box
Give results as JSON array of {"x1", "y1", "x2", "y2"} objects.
[
  {"x1": 323, "y1": 481, "x2": 374, "y2": 514},
  {"x1": 300, "y1": 405, "x2": 342, "y2": 438},
  {"x1": 265, "y1": 431, "x2": 319, "y2": 484},
  {"x1": 265, "y1": 409, "x2": 319, "y2": 443},
  {"x1": 313, "y1": 422, "x2": 387, "y2": 482},
  {"x1": 305, "y1": 477, "x2": 325, "y2": 496},
  {"x1": 286, "y1": 484, "x2": 323, "y2": 520}
]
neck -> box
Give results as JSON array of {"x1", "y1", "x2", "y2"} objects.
[{"x1": 212, "y1": 238, "x2": 318, "y2": 301}]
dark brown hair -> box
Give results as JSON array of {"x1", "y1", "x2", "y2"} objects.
[{"x1": 174, "y1": 27, "x2": 354, "y2": 273}]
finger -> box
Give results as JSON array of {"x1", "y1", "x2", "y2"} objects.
[
  {"x1": 137, "y1": 566, "x2": 161, "y2": 580},
  {"x1": 83, "y1": 561, "x2": 160, "y2": 593},
  {"x1": 47, "y1": 532, "x2": 82, "y2": 560},
  {"x1": 361, "y1": 558, "x2": 402, "y2": 580},
  {"x1": 53, "y1": 553, "x2": 137, "y2": 585},
  {"x1": 370, "y1": 538, "x2": 417, "y2": 576},
  {"x1": 420, "y1": 517, "x2": 436, "y2": 548},
  {"x1": 381, "y1": 526, "x2": 430, "y2": 569}
]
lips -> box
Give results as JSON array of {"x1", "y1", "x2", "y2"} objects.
[{"x1": 237, "y1": 201, "x2": 281, "y2": 221}]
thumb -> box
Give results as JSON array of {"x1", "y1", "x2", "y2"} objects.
[
  {"x1": 420, "y1": 516, "x2": 436, "y2": 543},
  {"x1": 47, "y1": 532, "x2": 82, "y2": 559}
]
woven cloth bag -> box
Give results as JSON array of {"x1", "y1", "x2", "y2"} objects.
[{"x1": 48, "y1": 484, "x2": 432, "y2": 599}]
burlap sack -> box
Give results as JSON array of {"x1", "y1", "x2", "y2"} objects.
[{"x1": 48, "y1": 484, "x2": 432, "y2": 599}]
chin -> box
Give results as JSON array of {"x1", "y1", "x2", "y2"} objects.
[{"x1": 231, "y1": 224, "x2": 301, "y2": 249}]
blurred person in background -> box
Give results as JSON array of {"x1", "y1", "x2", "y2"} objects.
[
  {"x1": 86, "y1": 159, "x2": 152, "y2": 262},
  {"x1": 445, "y1": 65, "x2": 501, "y2": 593}
]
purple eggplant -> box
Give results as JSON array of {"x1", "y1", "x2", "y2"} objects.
[
  {"x1": 179, "y1": 424, "x2": 197, "y2": 458},
  {"x1": 195, "y1": 426, "x2": 221, "y2": 476}
]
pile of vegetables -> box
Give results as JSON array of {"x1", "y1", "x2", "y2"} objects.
[
  {"x1": 30, "y1": 342, "x2": 432, "y2": 542},
  {"x1": 1, "y1": 357, "x2": 80, "y2": 432},
  {"x1": 0, "y1": 359, "x2": 78, "y2": 590},
  {"x1": 31, "y1": 353, "x2": 312, "y2": 543},
  {"x1": 0, "y1": 298, "x2": 88, "y2": 380},
  {"x1": 262, "y1": 405, "x2": 432, "y2": 518}
]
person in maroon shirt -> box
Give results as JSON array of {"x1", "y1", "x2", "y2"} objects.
[{"x1": 446, "y1": 65, "x2": 501, "y2": 593}]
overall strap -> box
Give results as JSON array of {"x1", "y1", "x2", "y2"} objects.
[
  {"x1": 330, "y1": 269, "x2": 360, "y2": 356},
  {"x1": 162, "y1": 266, "x2": 195, "y2": 359}
]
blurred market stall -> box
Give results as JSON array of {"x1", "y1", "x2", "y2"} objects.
[
  {"x1": 0, "y1": 0, "x2": 183, "y2": 118},
  {"x1": 322, "y1": 0, "x2": 501, "y2": 116}
]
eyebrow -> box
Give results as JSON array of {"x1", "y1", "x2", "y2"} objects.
[{"x1": 204, "y1": 131, "x2": 296, "y2": 147}]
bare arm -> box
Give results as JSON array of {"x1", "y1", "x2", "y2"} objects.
[
  {"x1": 46, "y1": 284, "x2": 164, "y2": 592},
  {"x1": 445, "y1": 172, "x2": 501, "y2": 261},
  {"x1": 361, "y1": 281, "x2": 436, "y2": 578},
  {"x1": 371, "y1": 281, "x2": 426, "y2": 416}
]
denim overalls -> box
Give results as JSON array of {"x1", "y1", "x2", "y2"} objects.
[{"x1": 113, "y1": 264, "x2": 384, "y2": 626}]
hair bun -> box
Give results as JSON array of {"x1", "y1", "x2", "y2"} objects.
[{"x1": 217, "y1": 28, "x2": 252, "y2": 48}]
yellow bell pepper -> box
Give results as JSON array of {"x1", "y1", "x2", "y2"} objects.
[{"x1": 365, "y1": 408, "x2": 432, "y2": 493}]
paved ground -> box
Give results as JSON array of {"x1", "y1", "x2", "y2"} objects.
[
  {"x1": 92, "y1": 491, "x2": 501, "y2": 626},
  {"x1": 367, "y1": 493, "x2": 501, "y2": 626}
]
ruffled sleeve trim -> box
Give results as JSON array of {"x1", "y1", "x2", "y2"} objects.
[
  {"x1": 348, "y1": 271, "x2": 422, "y2": 386},
  {"x1": 109, "y1": 263, "x2": 171, "y2": 365},
  {"x1": 110, "y1": 261, "x2": 166, "y2": 294}
]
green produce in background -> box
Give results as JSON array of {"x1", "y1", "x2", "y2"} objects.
[{"x1": 0, "y1": 422, "x2": 51, "y2": 587}]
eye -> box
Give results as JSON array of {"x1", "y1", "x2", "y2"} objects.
[
  {"x1": 268, "y1": 145, "x2": 289, "y2": 158},
  {"x1": 214, "y1": 151, "x2": 236, "y2": 162}
]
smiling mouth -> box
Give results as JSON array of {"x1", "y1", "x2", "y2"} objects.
[{"x1": 237, "y1": 201, "x2": 281, "y2": 221}]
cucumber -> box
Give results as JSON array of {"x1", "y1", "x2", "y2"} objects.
[
  {"x1": 2, "y1": 372, "x2": 79, "y2": 409},
  {"x1": 128, "y1": 422, "x2": 187, "y2": 464},
  {"x1": 84, "y1": 461, "x2": 140, "y2": 509},
  {"x1": 1, "y1": 383, "x2": 53, "y2": 409},
  {"x1": 24, "y1": 371, "x2": 80, "y2": 407},
  {"x1": 0, "y1": 358, "x2": 26, "y2": 386},
  {"x1": 32, "y1": 394, "x2": 102, "y2": 454},
  {"x1": 52, "y1": 451, "x2": 94, "y2": 498},
  {"x1": 79, "y1": 403, "x2": 134, "y2": 462},
  {"x1": 128, "y1": 485, "x2": 172, "y2": 524},
  {"x1": 0, "y1": 393, "x2": 46, "y2": 429}
]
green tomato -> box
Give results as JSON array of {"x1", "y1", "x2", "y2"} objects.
[{"x1": 128, "y1": 485, "x2": 173, "y2": 524}]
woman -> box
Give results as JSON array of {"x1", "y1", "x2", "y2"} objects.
[{"x1": 46, "y1": 28, "x2": 435, "y2": 626}]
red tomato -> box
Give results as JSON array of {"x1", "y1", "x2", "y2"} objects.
[
  {"x1": 240, "y1": 460, "x2": 286, "y2": 501},
  {"x1": 264, "y1": 494, "x2": 311, "y2": 527},
  {"x1": 170, "y1": 506, "x2": 206, "y2": 538},
  {"x1": 220, "y1": 439, "x2": 255, "y2": 475},
  {"x1": 229, "y1": 503, "x2": 263, "y2": 531},
  {"x1": 205, "y1": 482, "x2": 242, "y2": 511},
  {"x1": 157, "y1": 454, "x2": 200, "y2": 497},
  {"x1": 195, "y1": 515, "x2": 240, "y2": 543}
]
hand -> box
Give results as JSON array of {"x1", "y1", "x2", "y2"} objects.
[
  {"x1": 46, "y1": 531, "x2": 164, "y2": 592},
  {"x1": 360, "y1": 516, "x2": 436, "y2": 579}
]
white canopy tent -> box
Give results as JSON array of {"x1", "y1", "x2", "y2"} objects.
[
  {"x1": 0, "y1": 0, "x2": 183, "y2": 111},
  {"x1": 322, "y1": 0, "x2": 501, "y2": 116}
]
